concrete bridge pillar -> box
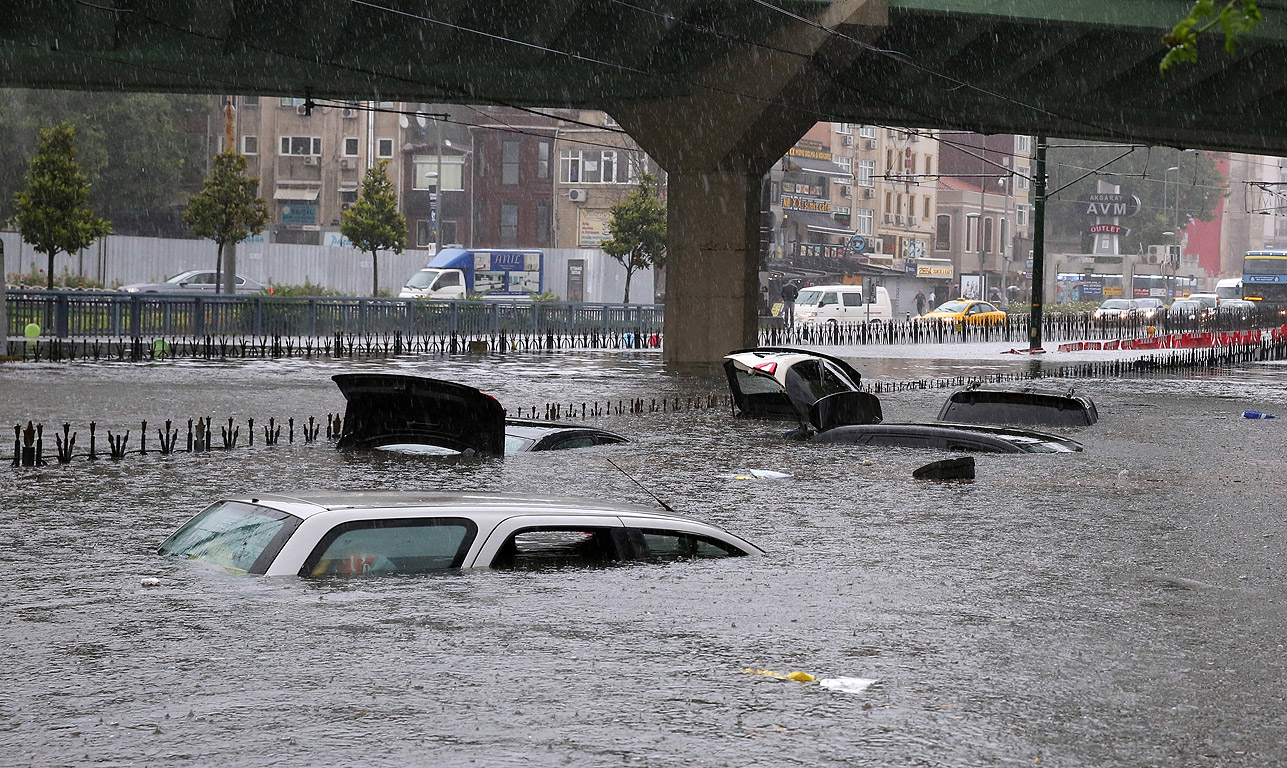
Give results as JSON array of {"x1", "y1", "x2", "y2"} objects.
[{"x1": 612, "y1": 0, "x2": 887, "y2": 363}]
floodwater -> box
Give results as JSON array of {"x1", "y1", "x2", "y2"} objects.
[{"x1": 2, "y1": 348, "x2": 1286, "y2": 767}]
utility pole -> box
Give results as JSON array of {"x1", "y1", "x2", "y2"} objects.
[
  {"x1": 1029, "y1": 135, "x2": 1047, "y2": 351},
  {"x1": 435, "y1": 115, "x2": 443, "y2": 251},
  {"x1": 0, "y1": 239, "x2": 7, "y2": 356},
  {"x1": 221, "y1": 101, "x2": 237, "y2": 295}
]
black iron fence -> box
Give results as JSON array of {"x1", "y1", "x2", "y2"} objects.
[
  {"x1": 759, "y1": 311, "x2": 1287, "y2": 347},
  {"x1": 3, "y1": 290, "x2": 664, "y2": 339}
]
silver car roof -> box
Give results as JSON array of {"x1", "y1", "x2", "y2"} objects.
[{"x1": 237, "y1": 491, "x2": 696, "y2": 523}]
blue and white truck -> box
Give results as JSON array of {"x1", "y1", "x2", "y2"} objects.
[{"x1": 399, "y1": 249, "x2": 544, "y2": 300}]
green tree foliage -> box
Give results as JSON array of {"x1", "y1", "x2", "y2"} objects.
[
  {"x1": 183, "y1": 151, "x2": 268, "y2": 293},
  {"x1": 0, "y1": 90, "x2": 209, "y2": 231},
  {"x1": 601, "y1": 173, "x2": 667, "y2": 304},
  {"x1": 1045, "y1": 143, "x2": 1226, "y2": 255},
  {"x1": 341, "y1": 160, "x2": 407, "y2": 297},
  {"x1": 1163, "y1": 0, "x2": 1262, "y2": 71},
  {"x1": 13, "y1": 123, "x2": 112, "y2": 290}
]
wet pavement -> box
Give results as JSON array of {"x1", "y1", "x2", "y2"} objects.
[{"x1": 2, "y1": 348, "x2": 1286, "y2": 766}]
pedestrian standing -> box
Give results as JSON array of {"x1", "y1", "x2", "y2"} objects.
[
  {"x1": 781, "y1": 281, "x2": 799, "y2": 326},
  {"x1": 914, "y1": 290, "x2": 926, "y2": 316},
  {"x1": 928, "y1": 289, "x2": 936, "y2": 308}
]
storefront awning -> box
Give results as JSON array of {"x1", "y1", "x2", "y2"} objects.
[
  {"x1": 785, "y1": 155, "x2": 852, "y2": 178},
  {"x1": 274, "y1": 186, "x2": 321, "y2": 201},
  {"x1": 783, "y1": 209, "x2": 853, "y2": 236}
]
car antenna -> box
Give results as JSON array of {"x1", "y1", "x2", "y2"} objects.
[{"x1": 605, "y1": 458, "x2": 677, "y2": 513}]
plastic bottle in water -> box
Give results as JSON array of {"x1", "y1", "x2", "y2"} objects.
[{"x1": 1242, "y1": 410, "x2": 1276, "y2": 419}]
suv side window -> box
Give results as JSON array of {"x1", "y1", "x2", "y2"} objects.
[{"x1": 819, "y1": 292, "x2": 838, "y2": 307}]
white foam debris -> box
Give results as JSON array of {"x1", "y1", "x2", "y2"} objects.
[{"x1": 818, "y1": 677, "x2": 877, "y2": 694}]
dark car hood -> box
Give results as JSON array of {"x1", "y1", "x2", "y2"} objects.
[
  {"x1": 937, "y1": 383, "x2": 1098, "y2": 427},
  {"x1": 333, "y1": 374, "x2": 506, "y2": 455}
]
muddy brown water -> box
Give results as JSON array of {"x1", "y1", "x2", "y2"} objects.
[{"x1": 2, "y1": 351, "x2": 1285, "y2": 766}]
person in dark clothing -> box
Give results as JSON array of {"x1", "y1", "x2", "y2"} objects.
[
  {"x1": 914, "y1": 290, "x2": 926, "y2": 316},
  {"x1": 781, "y1": 281, "x2": 800, "y2": 325}
]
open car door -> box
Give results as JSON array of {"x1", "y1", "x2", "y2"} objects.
[{"x1": 333, "y1": 374, "x2": 506, "y2": 455}]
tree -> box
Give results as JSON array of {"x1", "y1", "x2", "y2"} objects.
[
  {"x1": 1044, "y1": 143, "x2": 1226, "y2": 255},
  {"x1": 13, "y1": 123, "x2": 112, "y2": 290},
  {"x1": 602, "y1": 173, "x2": 667, "y2": 304},
  {"x1": 1163, "y1": 1, "x2": 1262, "y2": 71},
  {"x1": 183, "y1": 151, "x2": 268, "y2": 293},
  {"x1": 341, "y1": 160, "x2": 406, "y2": 297}
]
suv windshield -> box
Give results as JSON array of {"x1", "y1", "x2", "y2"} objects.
[
  {"x1": 158, "y1": 501, "x2": 300, "y2": 574},
  {"x1": 405, "y1": 269, "x2": 440, "y2": 289}
]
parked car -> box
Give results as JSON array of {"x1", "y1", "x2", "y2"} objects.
[
  {"x1": 1092, "y1": 299, "x2": 1137, "y2": 325},
  {"x1": 938, "y1": 383, "x2": 1098, "y2": 427},
  {"x1": 1216, "y1": 298, "x2": 1257, "y2": 327},
  {"x1": 158, "y1": 492, "x2": 763, "y2": 576},
  {"x1": 920, "y1": 299, "x2": 1007, "y2": 326},
  {"x1": 119, "y1": 270, "x2": 266, "y2": 294},
  {"x1": 793, "y1": 284, "x2": 893, "y2": 325},
  {"x1": 332, "y1": 373, "x2": 628, "y2": 456},
  {"x1": 1129, "y1": 297, "x2": 1166, "y2": 324}
]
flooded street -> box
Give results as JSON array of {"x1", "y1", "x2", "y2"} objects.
[{"x1": 3, "y1": 350, "x2": 1286, "y2": 767}]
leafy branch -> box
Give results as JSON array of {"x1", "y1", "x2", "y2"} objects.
[{"x1": 1161, "y1": 0, "x2": 1262, "y2": 72}]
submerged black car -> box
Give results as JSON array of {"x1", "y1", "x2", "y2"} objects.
[
  {"x1": 332, "y1": 374, "x2": 627, "y2": 456},
  {"x1": 938, "y1": 383, "x2": 1098, "y2": 427},
  {"x1": 722, "y1": 348, "x2": 1084, "y2": 453}
]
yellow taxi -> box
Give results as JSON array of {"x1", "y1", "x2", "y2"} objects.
[{"x1": 921, "y1": 299, "x2": 1008, "y2": 326}]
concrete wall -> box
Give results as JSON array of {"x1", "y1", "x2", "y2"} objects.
[{"x1": 1, "y1": 232, "x2": 654, "y2": 302}]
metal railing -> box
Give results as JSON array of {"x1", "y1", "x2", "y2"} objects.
[{"x1": 3, "y1": 290, "x2": 664, "y2": 339}]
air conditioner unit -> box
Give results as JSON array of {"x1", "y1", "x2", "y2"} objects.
[
  {"x1": 863, "y1": 188, "x2": 876, "y2": 199},
  {"x1": 303, "y1": 156, "x2": 318, "y2": 165},
  {"x1": 296, "y1": 104, "x2": 310, "y2": 116},
  {"x1": 340, "y1": 158, "x2": 354, "y2": 169},
  {"x1": 865, "y1": 139, "x2": 878, "y2": 150},
  {"x1": 842, "y1": 135, "x2": 854, "y2": 147},
  {"x1": 896, "y1": 215, "x2": 905, "y2": 226},
  {"x1": 1145, "y1": 252, "x2": 1159, "y2": 264},
  {"x1": 840, "y1": 185, "x2": 852, "y2": 197},
  {"x1": 341, "y1": 108, "x2": 357, "y2": 119},
  {"x1": 568, "y1": 188, "x2": 587, "y2": 202},
  {"x1": 341, "y1": 203, "x2": 352, "y2": 212},
  {"x1": 883, "y1": 213, "x2": 894, "y2": 224},
  {"x1": 887, "y1": 129, "x2": 898, "y2": 138}
]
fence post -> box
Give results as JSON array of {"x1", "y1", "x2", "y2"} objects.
[
  {"x1": 130, "y1": 295, "x2": 142, "y2": 337},
  {"x1": 253, "y1": 297, "x2": 263, "y2": 336},
  {"x1": 359, "y1": 298, "x2": 367, "y2": 336},
  {"x1": 309, "y1": 298, "x2": 318, "y2": 336},
  {"x1": 54, "y1": 292, "x2": 69, "y2": 338},
  {"x1": 193, "y1": 296, "x2": 205, "y2": 337}
]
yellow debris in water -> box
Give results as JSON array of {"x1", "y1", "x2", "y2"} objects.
[{"x1": 742, "y1": 668, "x2": 815, "y2": 682}]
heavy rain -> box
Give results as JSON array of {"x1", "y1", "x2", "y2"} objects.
[{"x1": 3, "y1": 2, "x2": 1287, "y2": 766}]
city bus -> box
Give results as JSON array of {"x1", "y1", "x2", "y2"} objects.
[{"x1": 1241, "y1": 250, "x2": 1287, "y2": 317}]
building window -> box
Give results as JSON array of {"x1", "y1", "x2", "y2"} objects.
[
  {"x1": 476, "y1": 143, "x2": 485, "y2": 178},
  {"x1": 502, "y1": 140, "x2": 520, "y2": 185},
  {"x1": 835, "y1": 123, "x2": 853, "y2": 135},
  {"x1": 1017, "y1": 204, "x2": 1031, "y2": 227},
  {"x1": 967, "y1": 215, "x2": 979, "y2": 251},
  {"x1": 377, "y1": 138, "x2": 393, "y2": 159},
  {"x1": 1016, "y1": 165, "x2": 1031, "y2": 190},
  {"x1": 884, "y1": 191, "x2": 892, "y2": 215},
  {"x1": 835, "y1": 155, "x2": 852, "y2": 174},
  {"x1": 924, "y1": 155, "x2": 933, "y2": 175},
  {"x1": 243, "y1": 96, "x2": 260, "y2": 108},
  {"x1": 536, "y1": 202, "x2": 551, "y2": 244},
  {"x1": 935, "y1": 214, "x2": 951, "y2": 251},
  {"x1": 279, "y1": 97, "x2": 296, "y2": 107},
  {"x1": 416, "y1": 220, "x2": 433, "y2": 247},
  {"x1": 378, "y1": 100, "x2": 396, "y2": 109},
  {"x1": 923, "y1": 196, "x2": 931, "y2": 218},
  {"x1": 983, "y1": 217, "x2": 994, "y2": 252},
  {"x1": 1015, "y1": 135, "x2": 1032, "y2": 155},
  {"x1": 340, "y1": 189, "x2": 359, "y2": 205},
  {"x1": 537, "y1": 141, "x2": 551, "y2": 180},
  {"x1": 859, "y1": 125, "x2": 876, "y2": 139},
  {"x1": 855, "y1": 208, "x2": 874, "y2": 236},
  {"x1": 999, "y1": 218, "x2": 1009, "y2": 255},
  {"x1": 885, "y1": 149, "x2": 894, "y2": 173},
  {"x1": 441, "y1": 221, "x2": 457, "y2": 245},
  {"x1": 559, "y1": 150, "x2": 630, "y2": 184},
  {"x1": 242, "y1": 135, "x2": 258, "y2": 155},
  {"x1": 500, "y1": 203, "x2": 518, "y2": 247},
  {"x1": 413, "y1": 156, "x2": 464, "y2": 191},
  {"x1": 857, "y1": 159, "x2": 875, "y2": 187},
  {"x1": 344, "y1": 137, "x2": 359, "y2": 157},
  {"x1": 279, "y1": 136, "x2": 321, "y2": 155}
]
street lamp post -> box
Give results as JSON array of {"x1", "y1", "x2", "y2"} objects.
[{"x1": 1164, "y1": 164, "x2": 1180, "y2": 300}]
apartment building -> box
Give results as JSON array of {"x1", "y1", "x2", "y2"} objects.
[{"x1": 553, "y1": 110, "x2": 659, "y2": 250}]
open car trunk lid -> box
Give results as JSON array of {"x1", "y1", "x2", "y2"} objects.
[
  {"x1": 723, "y1": 347, "x2": 881, "y2": 429},
  {"x1": 333, "y1": 374, "x2": 506, "y2": 455}
]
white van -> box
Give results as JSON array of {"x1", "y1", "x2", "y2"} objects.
[{"x1": 793, "y1": 284, "x2": 893, "y2": 325}]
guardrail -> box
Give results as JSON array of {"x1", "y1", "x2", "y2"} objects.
[{"x1": 3, "y1": 290, "x2": 664, "y2": 339}]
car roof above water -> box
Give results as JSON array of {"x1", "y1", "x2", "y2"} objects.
[{"x1": 238, "y1": 491, "x2": 688, "y2": 522}]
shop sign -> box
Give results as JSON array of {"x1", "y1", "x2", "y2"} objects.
[
  {"x1": 1088, "y1": 224, "x2": 1125, "y2": 235},
  {"x1": 788, "y1": 140, "x2": 831, "y2": 162},
  {"x1": 1077, "y1": 192, "x2": 1141, "y2": 218},
  {"x1": 916, "y1": 263, "x2": 954, "y2": 278},
  {"x1": 281, "y1": 204, "x2": 317, "y2": 226},
  {"x1": 782, "y1": 195, "x2": 831, "y2": 213},
  {"x1": 577, "y1": 208, "x2": 612, "y2": 247}
]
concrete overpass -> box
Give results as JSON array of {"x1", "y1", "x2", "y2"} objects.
[{"x1": 5, "y1": 0, "x2": 1287, "y2": 361}]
